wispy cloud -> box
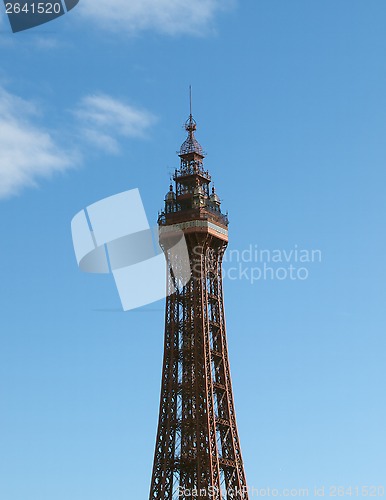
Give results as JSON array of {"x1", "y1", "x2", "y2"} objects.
[
  {"x1": 79, "y1": 0, "x2": 234, "y2": 36},
  {"x1": 74, "y1": 94, "x2": 157, "y2": 154},
  {"x1": 0, "y1": 88, "x2": 75, "y2": 199},
  {"x1": 0, "y1": 88, "x2": 156, "y2": 199}
]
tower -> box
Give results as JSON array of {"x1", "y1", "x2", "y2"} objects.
[{"x1": 149, "y1": 111, "x2": 249, "y2": 500}]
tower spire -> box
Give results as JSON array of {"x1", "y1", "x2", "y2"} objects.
[
  {"x1": 189, "y1": 85, "x2": 192, "y2": 118},
  {"x1": 179, "y1": 86, "x2": 205, "y2": 158}
]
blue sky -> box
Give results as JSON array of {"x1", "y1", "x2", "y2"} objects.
[{"x1": 0, "y1": 1, "x2": 385, "y2": 498}]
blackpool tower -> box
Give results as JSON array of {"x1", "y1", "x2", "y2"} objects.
[{"x1": 149, "y1": 109, "x2": 249, "y2": 500}]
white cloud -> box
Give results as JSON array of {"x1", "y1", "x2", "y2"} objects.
[
  {"x1": 79, "y1": 0, "x2": 233, "y2": 36},
  {"x1": 0, "y1": 88, "x2": 75, "y2": 199},
  {"x1": 0, "y1": 89, "x2": 157, "y2": 199},
  {"x1": 75, "y1": 94, "x2": 157, "y2": 153}
]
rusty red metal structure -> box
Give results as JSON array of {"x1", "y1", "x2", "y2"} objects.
[{"x1": 149, "y1": 112, "x2": 249, "y2": 500}]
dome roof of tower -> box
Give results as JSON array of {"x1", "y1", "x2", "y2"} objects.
[
  {"x1": 210, "y1": 187, "x2": 220, "y2": 204},
  {"x1": 179, "y1": 115, "x2": 205, "y2": 157},
  {"x1": 165, "y1": 185, "x2": 176, "y2": 201}
]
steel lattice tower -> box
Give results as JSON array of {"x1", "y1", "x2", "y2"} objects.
[{"x1": 149, "y1": 112, "x2": 249, "y2": 500}]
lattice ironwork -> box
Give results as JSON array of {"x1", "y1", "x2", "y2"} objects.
[
  {"x1": 149, "y1": 115, "x2": 249, "y2": 500},
  {"x1": 179, "y1": 115, "x2": 206, "y2": 157}
]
